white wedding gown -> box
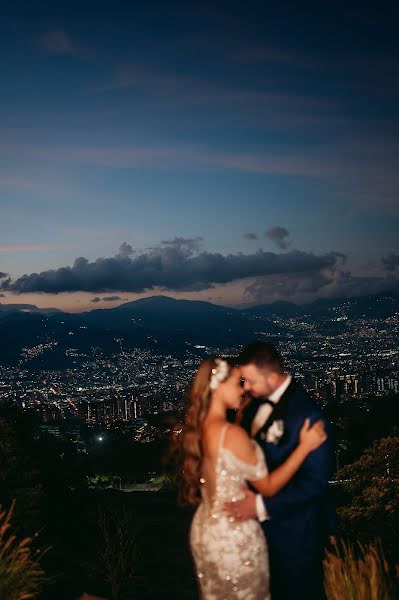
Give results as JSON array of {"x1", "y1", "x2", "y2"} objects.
[{"x1": 190, "y1": 423, "x2": 270, "y2": 599}]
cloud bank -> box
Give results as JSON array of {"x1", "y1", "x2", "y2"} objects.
[
  {"x1": 1, "y1": 239, "x2": 344, "y2": 295},
  {"x1": 246, "y1": 268, "x2": 399, "y2": 304}
]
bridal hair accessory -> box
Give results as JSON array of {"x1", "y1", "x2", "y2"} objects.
[{"x1": 209, "y1": 359, "x2": 230, "y2": 390}]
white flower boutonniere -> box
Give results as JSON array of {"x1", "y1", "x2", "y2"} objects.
[{"x1": 263, "y1": 420, "x2": 284, "y2": 444}]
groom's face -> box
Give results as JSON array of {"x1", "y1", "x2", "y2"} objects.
[{"x1": 240, "y1": 364, "x2": 275, "y2": 399}]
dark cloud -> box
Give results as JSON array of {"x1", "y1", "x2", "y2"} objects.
[
  {"x1": 160, "y1": 236, "x2": 203, "y2": 255},
  {"x1": 0, "y1": 240, "x2": 344, "y2": 294},
  {"x1": 246, "y1": 272, "x2": 333, "y2": 302},
  {"x1": 91, "y1": 295, "x2": 125, "y2": 303},
  {"x1": 382, "y1": 252, "x2": 399, "y2": 271},
  {"x1": 328, "y1": 270, "x2": 399, "y2": 297},
  {"x1": 118, "y1": 242, "x2": 135, "y2": 258},
  {"x1": 246, "y1": 267, "x2": 399, "y2": 304},
  {"x1": 265, "y1": 226, "x2": 290, "y2": 249},
  {"x1": 243, "y1": 232, "x2": 259, "y2": 240}
]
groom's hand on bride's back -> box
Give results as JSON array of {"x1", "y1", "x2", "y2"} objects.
[{"x1": 224, "y1": 488, "x2": 257, "y2": 522}]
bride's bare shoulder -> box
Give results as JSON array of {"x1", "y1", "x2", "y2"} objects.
[{"x1": 224, "y1": 424, "x2": 257, "y2": 465}]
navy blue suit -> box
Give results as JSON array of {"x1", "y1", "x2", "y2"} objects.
[{"x1": 242, "y1": 380, "x2": 335, "y2": 600}]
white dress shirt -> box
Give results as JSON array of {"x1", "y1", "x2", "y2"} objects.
[
  {"x1": 251, "y1": 374, "x2": 292, "y2": 437},
  {"x1": 254, "y1": 374, "x2": 292, "y2": 522}
]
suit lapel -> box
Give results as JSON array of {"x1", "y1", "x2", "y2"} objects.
[{"x1": 256, "y1": 379, "x2": 297, "y2": 440}]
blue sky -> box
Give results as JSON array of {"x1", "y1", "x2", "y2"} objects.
[{"x1": 1, "y1": 1, "x2": 398, "y2": 310}]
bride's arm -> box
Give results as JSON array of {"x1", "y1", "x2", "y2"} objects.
[
  {"x1": 225, "y1": 420, "x2": 327, "y2": 498},
  {"x1": 250, "y1": 419, "x2": 327, "y2": 497}
]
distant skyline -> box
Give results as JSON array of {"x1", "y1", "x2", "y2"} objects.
[{"x1": 1, "y1": 1, "x2": 399, "y2": 311}]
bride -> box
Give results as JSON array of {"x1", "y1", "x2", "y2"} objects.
[{"x1": 180, "y1": 357, "x2": 327, "y2": 599}]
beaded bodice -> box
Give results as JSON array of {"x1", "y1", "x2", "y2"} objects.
[
  {"x1": 190, "y1": 424, "x2": 270, "y2": 599},
  {"x1": 200, "y1": 437, "x2": 268, "y2": 515}
]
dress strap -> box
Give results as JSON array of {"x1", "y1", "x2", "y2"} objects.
[{"x1": 218, "y1": 423, "x2": 229, "y2": 452}]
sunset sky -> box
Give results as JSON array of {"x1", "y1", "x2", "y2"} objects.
[{"x1": 1, "y1": 1, "x2": 399, "y2": 311}]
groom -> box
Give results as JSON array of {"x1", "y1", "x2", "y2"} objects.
[{"x1": 226, "y1": 341, "x2": 335, "y2": 600}]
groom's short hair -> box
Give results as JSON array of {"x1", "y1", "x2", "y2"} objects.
[{"x1": 238, "y1": 341, "x2": 284, "y2": 373}]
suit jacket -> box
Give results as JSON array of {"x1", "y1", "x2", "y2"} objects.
[{"x1": 241, "y1": 380, "x2": 336, "y2": 558}]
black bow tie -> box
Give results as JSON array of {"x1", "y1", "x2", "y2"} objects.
[
  {"x1": 240, "y1": 397, "x2": 275, "y2": 435},
  {"x1": 253, "y1": 397, "x2": 275, "y2": 409}
]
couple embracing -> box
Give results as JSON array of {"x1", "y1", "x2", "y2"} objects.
[{"x1": 180, "y1": 341, "x2": 335, "y2": 600}]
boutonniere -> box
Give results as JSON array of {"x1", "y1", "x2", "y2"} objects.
[{"x1": 261, "y1": 419, "x2": 284, "y2": 444}]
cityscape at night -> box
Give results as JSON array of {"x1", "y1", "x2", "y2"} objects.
[{"x1": 0, "y1": 293, "x2": 397, "y2": 464}]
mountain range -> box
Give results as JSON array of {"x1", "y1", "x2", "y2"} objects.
[{"x1": 0, "y1": 293, "x2": 397, "y2": 368}]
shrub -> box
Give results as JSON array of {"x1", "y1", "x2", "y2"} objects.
[{"x1": 334, "y1": 436, "x2": 399, "y2": 563}]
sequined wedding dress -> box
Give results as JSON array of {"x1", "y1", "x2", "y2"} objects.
[{"x1": 190, "y1": 423, "x2": 270, "y2": 599}]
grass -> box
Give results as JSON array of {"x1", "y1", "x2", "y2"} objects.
[
  {"x1": 0, "y1": 501, "x2": 48, "y2": 600},
  {"x1": 324, "y1": 538, "x2": 397, "y2": 600}
]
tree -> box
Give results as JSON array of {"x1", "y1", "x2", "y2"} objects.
[
  {"x1": 335, "y1": 436, "x2": 399, "y2": 564},
  {"x1": 97, "y1": 506, "x2": 138, "y2": 600}
]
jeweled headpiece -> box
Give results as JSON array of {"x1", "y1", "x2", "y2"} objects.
[{"x1": 209, "y1": 358, "x2": 230, "y2": 390}]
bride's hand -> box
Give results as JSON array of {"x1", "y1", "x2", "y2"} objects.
[{"x1": 299, "y1": 418, "x2": 327, "y2": 452}]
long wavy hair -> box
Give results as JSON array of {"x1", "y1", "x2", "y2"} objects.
[{"x1": 179, "y1": 356, "x2": 234, "y2": 506}]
